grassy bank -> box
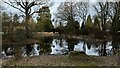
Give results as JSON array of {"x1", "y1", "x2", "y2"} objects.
[{"x1": 2, "y1": 54, "x2": 118, "y2": 66}]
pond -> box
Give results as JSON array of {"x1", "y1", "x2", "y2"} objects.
[{"x1": 1, "y1": 38, "x2": 119, "y2": 59}]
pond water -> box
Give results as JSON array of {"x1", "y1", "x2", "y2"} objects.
[{"x1": 1, "y1": 38, "x2": 119, "y2": 58}]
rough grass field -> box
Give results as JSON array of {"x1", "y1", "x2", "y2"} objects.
[{"x1": 2, "y1": 53, "x2": 118, "y2": 67}]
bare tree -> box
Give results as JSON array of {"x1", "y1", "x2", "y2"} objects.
[
  {"x1": 108, "y1": 2, "x2": 120, "y2": 33},
  {"x1": 74, "y1": 2, "x2": 89, "y2": 24},
  {"x1": 57, "y1": 2, "x2": 88, "y2": 26},
  {"x1": 3, "y1": 0, "x2": 49, "y2": 37},
  {"x1": 57, "y1": 2, "x2": 75, "y2": 21},
  {"x1": 56, "y1": 2, "x2": 89, "y2": 34},
  {"x1": 108, "y1": 2, "x2": 120, "y2": 52},
  {"x1": 93, "y1": 2, "x2": 109, "y2": 31}
]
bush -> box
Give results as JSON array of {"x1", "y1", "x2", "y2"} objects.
[{"x1": 13, "y1": 29, "x2": 27, "y2": 43}]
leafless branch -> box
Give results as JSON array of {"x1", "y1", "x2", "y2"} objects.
[{"x1": 4, "y1": 1, "x2": 25, "y2": 13}]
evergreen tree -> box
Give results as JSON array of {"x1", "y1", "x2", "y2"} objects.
[
  {"x1": 84, "y1": 15, "x2": 93, "y2": 34},
  {"x1": 93, "y1": 16, "x2": 101, "y2": 30},
  {"x1": 85, "y1": 15, "x2": 93, "y2": 28},
  {"x1": 65, "y1": 16, "x2": 75, "y2": 34},
  {"x1": 80, "y1": 22, "x2": 85, "y2": 35},
  {"x1": 36, "y1": 6, "x2": 53, "y2": 32}
]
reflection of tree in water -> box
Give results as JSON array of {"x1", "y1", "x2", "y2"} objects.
[
  {"x1": 2, "y1": 38, "x2": 119, "y2": 58},
  {"x1": 86, "y1": 43, "x2": 91, "y2": 50},
  {"x1": 99, "y1": 41, "x2": 107, "y2": 56},
  {"x1": 51, "y1": 39, "x2": 69, "y2": 55},
  {"x1": 39, "y1": 37, "x2": 52, "y2": 54},
  {"x1": 83, "y1": 42, "x2": 86, "y2": 51},
  {"x1": 4, "y1": 47, "x2": 14, "y2": 56},
  {"x1": 112, "y1": 35, "x2": 120, "y2": 54},
  {"x1": 67, "y1": 39, "x2": 78, "y2": 51},
  {"x1": 25, "y1": 44, "x2": 33, "y2": 56},
  {"x1": 98, "y1": 41, "x2": 115, "y2": 56},
  {"x1": 81, "y1": 41, "x2": 114, "y2": 56},
  {"x1": 51, "y1": 39, "x2": 116, "y2": 56}
]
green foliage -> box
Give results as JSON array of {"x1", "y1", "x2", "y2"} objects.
[
  {"x1": 36, "y1": 6, "x2": 53, "y2": 32},
  {"x1": 84, "y1": 15, "x2": 93, "y2": 35},
  {"x1": 65, "y1": 21, "x2": 75, "y2": 34},
  {"x1": 85, "y1": 15, "x2": 93, "y2": 28},
  {"x1": 38, "y1": 37, "x2": 51, "y2": 54},
  {"x1": 92, "y1": 16, "x2": 101, "y2": 35},
  {"x1": 93, "y1": 16, "x2": 101, "y2": 30},
  {"x1": 13, "y1": 29, "x2": 26, "y2": 43},
  {"x1": 63, "y1": 17, "x2": 79, "y2": 35}
]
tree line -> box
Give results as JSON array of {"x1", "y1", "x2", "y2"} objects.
[
  {"x1": 54, "y1": 2, "x2": 120, "y2": 38},
  {"x1": 1, "y1": 0, "x2": 120, "y2": 40}
]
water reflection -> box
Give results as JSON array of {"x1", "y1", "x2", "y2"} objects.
[
  {"x1": 85, "y1": 44, "x2": 99, "y2": 56},
  {"x1": 74, "y1": 41, "x2": 113, "y2": 56},
  {"x1": 22, "y1": 43, "x2": 40, "y2": 57},
  {"x1": 74, "y1": 42, "x2": 100, "y2": 56},
  {"x1": 1, "y1": 47, "x2": 14, "y2": 58},
  {"x1": 74, "y1": 41, "x2": 84, "y2": 51},
  {"x1": 50, "y1": 39, "x2": 69, "y2": 55},
  {"x1": 50, "y1": 40, "x2": 114, "y2": 56},
  {"x1": 1, "y1": 38, "x2": 118, "y2": 58}
]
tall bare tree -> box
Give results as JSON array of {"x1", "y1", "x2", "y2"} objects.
[
  {"x1": 108, "y1": 2, "x2": 120, "y2": 33},
  {"x1": 56, "y1": 2, "x2": 88, "y2": 34},
  {"x1": 57, "y1": 2, "x2": 88, "y2": 24},
  {"x1": 107, "y1": 1, "x2": 120, "y2": 52},
  {"x1": 57, "y1": 2, "x2": 75, "y2": 21},
  {"x1": 93, "y1": 2, "x2": 109, "y2": 31},
  {"x1": 74, "y1": 2, "x2": 88, "y2": 24},
  {"x1": 57, "y1": 2, "x2": 89, "y2": 33},
  {"x1": 3, "y1": 0, "x2": 49, "y2": 38}
]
